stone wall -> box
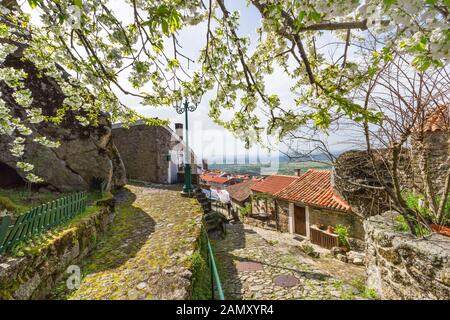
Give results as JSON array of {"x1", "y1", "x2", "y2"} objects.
[
  {"x1": 309, "y1": 207, "x2": 365, "y2": 240},
  {"x1": 112, "y1": 125, "x2": 172, "y2": 184},
  {"x1": 411, "y1": 131, "x2": 450, "y2": 193},
  {"x1": 245, "y1": 199, "x2": 289, "y2": 232},
  {"x1": 0, "y1": 198, "x2": 115, "y2": 300},
  {"x1": 365, "y1": 212, "x2": 450, "y2": 300},
  {"x1": 277, "y1": 200, "x2": 290, "y2": 233},
  {"x1": 112, "y1": 123, "x2": 198, "y2": 184}
]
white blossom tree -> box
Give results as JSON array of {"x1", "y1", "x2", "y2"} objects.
[{"x1": 0, "y1": 0, "x2": 448, "y2": 182}]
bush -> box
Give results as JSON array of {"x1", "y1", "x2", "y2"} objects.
[
  {"x1": 335, "y1": 224, "x2": 349, "y2": 247},
  {"x1": 394, "y1": 214, "x2": 409, "y2": 232},
  {"x1": 403, "y1": 191, "x2": 450, "y2": 226},
  {"x1": 240, "y1": 203, "x2": 251, "y2": 218}
]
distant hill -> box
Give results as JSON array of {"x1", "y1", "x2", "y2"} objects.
[{"x1": 208, "y1": 161, "x2": 331, "y2": 177}]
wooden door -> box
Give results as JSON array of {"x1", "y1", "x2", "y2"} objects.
[{"x1": 294, "y1": 205, "x2": 306, "y2": 236}]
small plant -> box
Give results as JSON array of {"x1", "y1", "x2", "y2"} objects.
[
  {"x1": 301, "y1": 243, "x2": 319, "y2": 258},
  {"x1": 363, "y1": 288, "x2": 378, "y2": 299},
  {"x1": 267, "y1": 240, "x2": 278, "y2": 246},
  {"x1": 335, "y1": 224, "x2": 349, "y2": 247},
  {"x1": 403, "y1": 191, "x2": 450, "y2": 227},
  {"x1": 240, "y1": 203, "x2": 252, "y2": 218},
  {"x1": 350, "y1": 279, "x2": 378, "y2": 299},
  {"x1": 394, "y1": 212, "x2": 431, "y2": 237},
  {"x1": 394, "y1": 214, "x2": 409, "y2": 232}
]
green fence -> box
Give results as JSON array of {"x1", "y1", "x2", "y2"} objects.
[
  {"x1": 0, "y1": 192, "x2": 87, "y2": 254},
  {"x1": 206, "y1": 233, "x2": 225, "y2": 300}
]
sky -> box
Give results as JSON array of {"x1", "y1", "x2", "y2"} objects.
[{"x1": 22, "y1": 1, "x2": 361, "y2": 164}]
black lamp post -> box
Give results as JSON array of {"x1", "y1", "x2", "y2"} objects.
[{"x1": 174, "y1": 96, "x2": 201, "y2": 195}]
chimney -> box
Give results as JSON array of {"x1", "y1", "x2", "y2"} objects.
[
  {"x1": 294, "y1": 169, "x2": 302, "y2": 177},
  {"x1": 175, "y1": 123, "x2": 183, "y2": 140}
]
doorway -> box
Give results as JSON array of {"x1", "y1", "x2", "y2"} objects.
[{"x1": 294, "y1": 205, "x2": 306, "y2": 236}]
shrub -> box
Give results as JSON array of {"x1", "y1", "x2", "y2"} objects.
[
  {"x1": 394, "y1": 214, "x2": 409, "y2": 232},
  {"x1": 335, "y1": 224, "x2": 349, "y2": 247},
  {"x1": 240, "y1": 203, "x2": 251, "y2": 218},
  {"x1": 403, "y1": 190, "x2": 450, "y2": 226}
]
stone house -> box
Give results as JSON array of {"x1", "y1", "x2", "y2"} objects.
[
  {"x1": 112, "y1": 121, "x2": 200, "y2": 184},
  {"x1": 244, "y1": 170, "x2": 363, "y2": 249},
  {"x1": 248, "y1": 175, "x2": 300, "y2": 231},
  {"x1": 226, "y1": 179, "x2": 259, "y2": 219},
  {"x1": 275, "y1": 169, "x2": 364, "y2": 241}
]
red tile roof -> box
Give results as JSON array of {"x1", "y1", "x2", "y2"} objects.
[
  {"x1": 275, "y1": 169, "x2": 352, "y2": 212},
  {"x1": 250, "y1": 175, "x2": 299, "y2": 195},
  {"x1": 226, "y1": 179, "x2": 259, "y2": 202},
  {"x1": 209, "y1": 176, "x2": 231, "y2": 184},
  {"x1": 200, "y1": 172, "x2": 223, "y2": 182},
  {"x1": 423, "y1": 105, "x2": 449, "y2": 132}
]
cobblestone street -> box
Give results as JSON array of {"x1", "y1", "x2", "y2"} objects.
[
  {"x1": 51, "y1": 183, "x2": 203, "y2": 300},
  {"x1": 214, "y1": 223, "x2": 370, "y2": 300}
]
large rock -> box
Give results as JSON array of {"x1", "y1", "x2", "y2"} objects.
[
  {"x1": 0, "y1": 39, "x2": 126, "y2": 191},
  {"x1": 334, "y1": 149, "x2": 411, "y2": 217}
]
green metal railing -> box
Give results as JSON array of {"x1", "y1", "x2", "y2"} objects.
[
  {"x1": 0, "y1": 192, "x2": 87, "y2": 254},
  {"x1": 206, "y1": 236, "x2": 225, "y2": 300}
]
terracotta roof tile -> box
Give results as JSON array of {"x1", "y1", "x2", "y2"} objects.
[
  {"x1": 275, "y1": 169, "x2": 352, "y2": 212},
  {"x1": 423, "y1": 105, "x2": 449, "y2": 132},
  {"x1": 209, "y1": 176, "x2": 231, "y2": 184},
  {"x1": 226, "y1": 179, "x2": 259, "y2": 202},
  {"x1": 250, "y1": 175, "x2": 299, "y2": 195}
]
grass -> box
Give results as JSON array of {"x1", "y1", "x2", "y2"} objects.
[
  {"x1": 9, "y1": 193, "x2": 112, "y2": 257},
  {"x1": 191, "y1": 228, "x2": 212, "y2": 300},
  {"x1": 349, "y1": 279, "x2": 378, "y2": 300},
  {"x1": 0, "y1": 188, "x2": 66, "y2": 217},
  {"x1": 4, "y1": 190, "x2": 111, "y2": 257}
]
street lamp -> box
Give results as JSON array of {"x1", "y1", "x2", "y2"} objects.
[{"x1": 174, "y1": 95, "x2": 201, "y2": 195}]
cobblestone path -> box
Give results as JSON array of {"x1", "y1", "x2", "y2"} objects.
[
  {"x1": 214, "y1": 223, "x2": 371, "y2": 300},
  {"x1": 51, "y1": 183, "x2": 203, "y2": 300}
]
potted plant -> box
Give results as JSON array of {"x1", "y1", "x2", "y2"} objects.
[
  {"x1": 334, "y1": 224, "x2": 350, "y2": 251},
  {"x1": 327, "y1": 225, "x2": 335, "y2": 234}
]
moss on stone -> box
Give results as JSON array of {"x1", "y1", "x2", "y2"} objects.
[{"x1": 51, "y1": 184, "x2": 203, "y2": 300}]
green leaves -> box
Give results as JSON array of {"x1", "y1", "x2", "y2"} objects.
[
  {"x1": 382, "y1": 0, "x2": 397, "y2": 10},
  {"x1": 144, "y1": 4, "x2": 182, "y2": 37},
  {"x1": 27, "y1": 0, "x2": 42, "y2": 9},
  {"x1": 73, "y1": 0, "x2": 83, "y2": 9}
]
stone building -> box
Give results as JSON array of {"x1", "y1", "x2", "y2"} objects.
[
  {"x1": 249, "y1": 175, "x2": 299, "y2": 231},
  {"x1": 239, "y1": 170, "x2": 363, "y2": 249},
  {"x1": 226, "y1": 179, "x2": 259, "y2": 219},
  {"x1": 112, "y1": 121, "x2": 200, "y2": 184},
  {"x1": 275, "y1": 169, "x2": 363, "y2": 240},
  {"x1": 411, "y1": 105, "x2": 449, "y2": 194}
]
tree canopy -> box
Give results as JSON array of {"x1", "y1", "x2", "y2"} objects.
[{"x1": 0, "y1": 0, "x2": 448, "y2": 182}]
